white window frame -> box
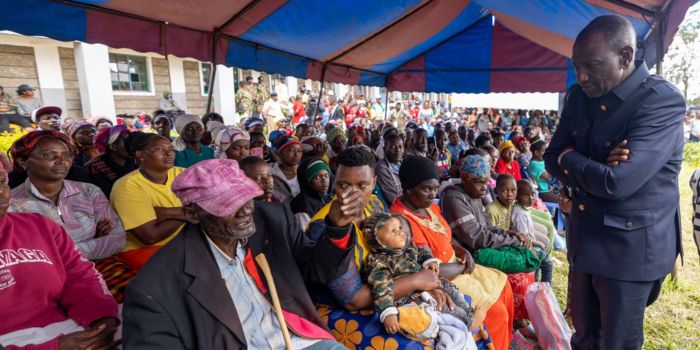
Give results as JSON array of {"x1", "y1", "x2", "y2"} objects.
[
  {"x1": 109, "y1": 51, "x2": 156, "y2": 97},
  {"x1": 199, "y1": 61, "x2": 213, "y2": 97}
]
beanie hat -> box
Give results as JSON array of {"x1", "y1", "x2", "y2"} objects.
[
  {"x1": 306, "y1": 159, "x2": 331, "y2": 184},
  {"x1": 399, "y1": 155, "x2": 439, "y2": 191}
]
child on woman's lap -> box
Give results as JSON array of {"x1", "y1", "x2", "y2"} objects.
[{"x1": 362, "y1": 213, "x2": 485, "y2": 333}]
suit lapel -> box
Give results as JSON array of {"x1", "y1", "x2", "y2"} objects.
[{"x1": 183, "y1": 227, "x2": 247, "y2": 344}]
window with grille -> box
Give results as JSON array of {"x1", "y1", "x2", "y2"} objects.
[
  {"x1": 201, "y1": 62, "x2": 212, "y2": 95},
  {"x1": 109, "y1": 54, "x2": 150, "y2": 92}
]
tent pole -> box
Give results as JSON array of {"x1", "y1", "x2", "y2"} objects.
[
  {"x1": 383, "y1": 89, "x2": 390, "y2": 121},
  {"x1": 655, "y1": 12, "x2": 665, "y2": 76},
  {"x1": 206, "y1": 34, "x2": 219, "y2": 114},
  {"x1": 312, "y1": 64, "x2": 327, "y2": 120}
]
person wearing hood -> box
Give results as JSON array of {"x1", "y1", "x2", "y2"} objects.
[
  {"x1": 271, "y1": 136, "x2": 303, "y2": 202},
  {"x1": 362, "y1": 213, "x2": 482, "y2": 344},
  {"x1": 291, "y1": 157, "x2": 333, "y2": 217}
]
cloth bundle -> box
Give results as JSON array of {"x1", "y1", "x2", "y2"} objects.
[
  {"x1": 474, "y1": 246, "x2": 540, "y2": 273},
  {"x1": 397, "y1": 292, "x2": 478, "y2": 350}
]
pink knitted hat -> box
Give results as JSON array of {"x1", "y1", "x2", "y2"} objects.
[{"x1": 172, "y1": 158, "x2": 263, "y2": 217}]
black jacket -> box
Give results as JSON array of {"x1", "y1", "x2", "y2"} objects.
[{"x1": 123, "y1": 201, "x2": 353, "y2": 349}]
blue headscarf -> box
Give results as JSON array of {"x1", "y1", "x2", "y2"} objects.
[{"x1": 460, "y1": 155, "x2": 490, "y2": 178}]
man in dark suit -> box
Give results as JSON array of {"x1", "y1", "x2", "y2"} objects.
[
  {"x1": 123, "y1": 158, "x2": 359, "y2": 349},
  {"x1": 544, "y1": 15, "x2": 685, "y2": 349}
]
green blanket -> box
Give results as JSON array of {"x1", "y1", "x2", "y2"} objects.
[{"x1": 474, "y1": 246, "x2": 541, "y2": 273}]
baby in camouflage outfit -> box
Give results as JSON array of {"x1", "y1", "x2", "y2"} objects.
[{"x1": 362, "y1": 212, "x2": 478, "y2": 334}]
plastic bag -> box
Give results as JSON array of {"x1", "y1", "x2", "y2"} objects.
[{"x1": 524, "y1": 282, "x2": 572, "y2": 350}]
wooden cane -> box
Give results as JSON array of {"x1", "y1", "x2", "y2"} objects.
[{"x1": 255, "y1": 253, "x2": 294, "y2": 350}]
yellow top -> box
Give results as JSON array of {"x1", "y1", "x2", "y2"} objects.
[
  {"x1": 110, "y1": 167, "x2": 185, "y2": 252},
  {"x1": 485, "y1": 199, "x2": 513, "y2": 231}
]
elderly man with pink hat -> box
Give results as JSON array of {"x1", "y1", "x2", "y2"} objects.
[{"x1": 123, "y1": 158, "x2": 359, "y2": 350}]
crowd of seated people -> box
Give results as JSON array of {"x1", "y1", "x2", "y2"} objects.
[{"x1": 0, "y1": 96, "x2": 566, "y2": 349}]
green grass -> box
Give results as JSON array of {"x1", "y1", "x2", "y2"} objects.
[{"x1": 550, "y1": 162, "x2": 700, "y2": 350}]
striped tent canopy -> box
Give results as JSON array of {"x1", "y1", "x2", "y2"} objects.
[{"x1": 2, "y1": 0, "x2": 696, "y2": 93}]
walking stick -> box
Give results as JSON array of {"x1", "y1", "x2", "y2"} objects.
[{"x1": 255, "y1": 253, "x2": 294, "y2": 350}]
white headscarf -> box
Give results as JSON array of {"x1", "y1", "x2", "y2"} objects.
[
  {"x1": 173, "y1": 114, "x2": 203, "y2": 151},
  {"x1": 214, "y1": 126, "x2": 250, "y2": 158}
]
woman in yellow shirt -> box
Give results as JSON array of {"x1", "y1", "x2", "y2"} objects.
[{"x1": 110, "y1": 133, "x2": 186, "y2": 272}]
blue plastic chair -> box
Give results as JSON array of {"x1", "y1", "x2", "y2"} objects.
[{"x1": 543, "y1": 201, "x2": 565, "y2": 232}]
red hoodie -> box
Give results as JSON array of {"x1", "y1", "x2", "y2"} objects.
[{"x1": 0, "y1": 212, "x2": 118, "y2": 349}]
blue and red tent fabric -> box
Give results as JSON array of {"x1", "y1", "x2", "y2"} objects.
[{"x1": 2, "y1": 0, "x2": 696, "y2": 93}]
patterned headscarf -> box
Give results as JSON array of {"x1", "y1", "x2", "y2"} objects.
[
  {"x1": 214, "y1": 126, "x2": 250, "y2": 158},
  {"x1": 67, "y1": 120, "x2": 94, "y2": 140},
  {"x1": 460, "y1": 155, "x2": 490, "y2": 179},
  {"x1": 173, "y1": 114, "x2": 203, "y2": 151}
]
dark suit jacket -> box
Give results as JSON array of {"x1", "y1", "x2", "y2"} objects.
[
  {"x1": 123, "y1": 201, "x2": 353, "y2": 349},
  {"x1": 544, "y1": 61, "x2": 685, "y2": 282}
]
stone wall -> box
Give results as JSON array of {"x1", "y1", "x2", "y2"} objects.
[
  {"x1": 113, "y1": 57, "x2": 171, "y2": 116},
  {"x1": 183, "y1": 60, "x2": 208, "y2": 116},
  {"x1": 58, "y1": 47, "x2": 82, "y2": 119},
  {"x1": 0, "y1": 44, "x2": 41, "y2": 102}
]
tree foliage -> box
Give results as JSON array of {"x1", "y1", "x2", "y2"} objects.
[{"x1": 666, "y1": 9, "x2": 700, "y2": 103}]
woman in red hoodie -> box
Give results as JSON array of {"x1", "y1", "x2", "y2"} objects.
[{"x1": 0, "y1": 165, "x2": 119, "y2": 349}]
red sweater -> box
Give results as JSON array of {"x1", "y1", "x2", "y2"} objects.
[
  {"x1": 0, "y1": 213, "x2": 118, "y2": 349},
  {"x1": 495, "y1": 158, "x2": 522, "y2": 180}
]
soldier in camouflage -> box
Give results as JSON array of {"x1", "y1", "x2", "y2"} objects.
[{"x1": 235, "y1": 76, "x2": 256, "y2": 119}]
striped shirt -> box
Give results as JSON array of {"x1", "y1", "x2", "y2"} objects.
[
  {"x1": 205, "y1": 235, "x2": 319, "y2": 350},
  {"x1": 9, "y1": 179, "x2": 125, "y2": 260}
]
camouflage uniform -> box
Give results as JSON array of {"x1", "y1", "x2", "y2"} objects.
[
  {"x1": 235, "y1": 85, "x2": 256, "y2": 118},
  {"x1": 362, "y1": 213, "x2": 473, "y2": 326},
  {"x1": 255, "y1": 83, "x2": 270, "y2": 109}
]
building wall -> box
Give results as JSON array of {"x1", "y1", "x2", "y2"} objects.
[
  {"x1": 183, "y1": 60, "x2": 207, "y2": 116},
  {"x1": 113, "y1": 57, "x2": 171, "y2": 116},
  {"x1": 58, "y1": 47, "x2": 82, "y2": 119},
  {"x1": 0, "y1": 34, "x2": 328, "y2": 122},
  {"x1": 0, "y1": 44, "x2": 41, "y2": 102}
]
